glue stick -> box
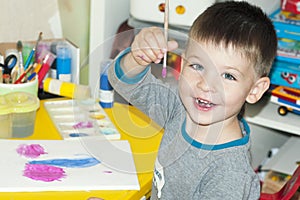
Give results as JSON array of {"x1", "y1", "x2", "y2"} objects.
[
  {"x1": 43, "y1": 78, "x2": 90, "y2": 99},
  {"x1": 99, "y1": 60, "x2": 114, "y2": 108}
]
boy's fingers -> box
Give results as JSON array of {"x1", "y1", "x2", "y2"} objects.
[
  {"x1": 131, "y1": 49, "x2": 152, "y2": 66},
  {"x1": 141, "y1": 30, "x2": 165, "y2": 61},
  {"x1": 150, "y1": 27, "x2": 167, "y2": 54},
  {"x1": 130, "y1": 27, "x2": 177, "y2": 66},
  {"x1": 168, "y1": 40, "x2": 179, "y2": 51}
]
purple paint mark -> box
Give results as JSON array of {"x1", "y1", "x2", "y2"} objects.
[
  {"x1": 17, "y1": 144, "x2": 47, "y2": 158},
  {"x1": 72, "y1": 121, "x2": 93, "y2": 129},
  {"x1": 103, "y1": 170, "x2": 112, "y2": 174},
  {"x1": 23, "y1": 163, "x2": 66, "y2": 182}
]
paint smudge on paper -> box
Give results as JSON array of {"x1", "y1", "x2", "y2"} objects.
[
  {"x1": 29, "y1": 157, "x2": 100, "y2": 168},
  {"x1": 69, "y1": 133, "x2": 89, "y2": 137},
  {"x1": 23, "y1": 163, "x2": 66, "y2": 182},
  {"x1": 17, "y1": 144, "x2": 47, "y2": 158},
  {"x1": 72, "y1": 121, "x2": 93, "y2": 129}
]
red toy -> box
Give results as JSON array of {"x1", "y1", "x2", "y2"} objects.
[
  {"x1": 281, "y1": 0, "x2": 300, "y2": 15},
  {"x1": 270, "y1": 86, "x2": 300, "y2": 116},
  {"x1": 260, "y1": 165, "x2": 300, "y2": 200},
  {"x1": 281, "y1": 0, "x2": 300, "y2": 20}
]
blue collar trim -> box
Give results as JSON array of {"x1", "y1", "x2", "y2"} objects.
[{"x1": 181, "y1": 118, "x2": 250, "y2": 150}]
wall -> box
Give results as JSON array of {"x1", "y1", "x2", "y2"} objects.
[
  {"x1": 57, "y1": 0, "x2": 90, "y2": 84},
  {"x1": 0, "y1": 0, "x2": 90, "y2": 84},
  {"x1": 89, "y1": 0, "x2": 130, "y2": 96},
  {"x1": 0, "y1": 0, "x2": 62, "y2": 42}
]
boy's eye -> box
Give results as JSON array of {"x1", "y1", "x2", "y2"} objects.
[
  {"x1": 222, "y1": 73, "x2": 236, "y2": 81},
  {"x1": 189, "y1": 64, "x2": 204, "y2": 71}
]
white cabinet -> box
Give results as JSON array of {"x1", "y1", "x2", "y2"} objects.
[
  {"x1": 245, "y1": 95, "x2": 298, "y2": 168},
  {"x1": 89, "y1": 0, "x2": 130, "y2": 97}
]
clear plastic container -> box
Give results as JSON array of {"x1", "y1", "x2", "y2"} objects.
[
  {"x1": 0, "y1": 96, "x2": 12, "y2": 138},
  {"x1": 0, "y1": 92, "x2": 40, "y2": 138}
]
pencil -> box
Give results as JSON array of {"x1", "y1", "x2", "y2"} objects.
[{"x1": 162, "y1": 0, "x2": 169, "y2": 78}]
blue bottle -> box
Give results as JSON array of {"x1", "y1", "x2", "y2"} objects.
[
  {"x1": 56, "y1": 42, "x2": 71, "y2": 82},
  {"x1": 99, "y1": 60, "x2": 114, "y2": 108}
]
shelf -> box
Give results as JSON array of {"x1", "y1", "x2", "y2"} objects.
[{"x1": 245, "y1": 95, "x2": 300, "y2": 136}]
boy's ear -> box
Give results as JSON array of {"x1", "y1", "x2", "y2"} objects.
[{"x1": 246, "y1": 77, "x2": 270, "y2": 104}]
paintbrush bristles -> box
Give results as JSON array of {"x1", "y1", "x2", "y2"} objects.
[
  {"x1": 17, "y1": 40, "x2": 24, "y2": 77},
  {"x1": 17, "y1": 41, "x2": 23, "y2": 51}
]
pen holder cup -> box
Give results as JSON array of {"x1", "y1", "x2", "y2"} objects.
[
  {"x1": 0, "y1": 76, "x2": 38, "y2": 96},
  {"x1": 0, "y1": 91, "x2": 40, "y2": 139}
]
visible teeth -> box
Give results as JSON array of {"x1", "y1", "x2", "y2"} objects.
[{"x1": 196, "y1": 98, "x2": 214, "y2": 107}]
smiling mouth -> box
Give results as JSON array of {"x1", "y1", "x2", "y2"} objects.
[{"x1": 195, "y1": 98, "x2": 215, "y2": 108}]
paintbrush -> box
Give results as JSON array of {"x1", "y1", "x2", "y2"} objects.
[
  {"x1": 17, "y1": 40, "x2": 24, "y2": 78},
  {"x1": 24, "y1": 47, "x2": 35, "y2": 71},
  {"x1": 11, "y1": 68, "x2": 18, "y2": 83},
  {"x1": 0, "y1": 66, "x2": 3, "y2": 83},
  {"x1": 14, "y1": 64, "x2": 34, "y2": 84},
  {"x1": 162, "y1": 0, "x2": 169, "y2": 78}
]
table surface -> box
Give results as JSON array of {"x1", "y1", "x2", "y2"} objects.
[{"x1": 0, "y1": 99, "x2": 163, "y2": 200}]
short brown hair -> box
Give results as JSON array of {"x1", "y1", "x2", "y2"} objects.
[{"x1": 189, "y1": 1, "x2": 277, "y2": 77}]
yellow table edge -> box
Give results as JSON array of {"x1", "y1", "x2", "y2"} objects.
[{"x1": 1, "y1": 99, "x2": 163, "y2": 200}]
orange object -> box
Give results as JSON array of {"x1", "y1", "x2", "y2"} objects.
[
  {"x1": 176, "y1": 5, "x2": 185, "y2": 14},
  {"x1": 33, "y1": 62, "x2": 42, "y2": 74}
]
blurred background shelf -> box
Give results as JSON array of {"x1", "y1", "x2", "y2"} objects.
[{"x1": 245, "y1": 95, "x2": 300, "y2": 136}]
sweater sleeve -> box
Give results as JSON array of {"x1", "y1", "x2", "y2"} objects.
[
  {"x1": 108, "y1": 48, "x2": 183, "y2": 128},
  {"x1": 114, "y1": 47, "x2": 151, "y2": 84}
]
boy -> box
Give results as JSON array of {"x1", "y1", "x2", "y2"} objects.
[{"x1": 107, "y1": 1, "x2": 277, "y2": 199}]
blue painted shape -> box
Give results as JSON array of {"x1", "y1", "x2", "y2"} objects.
[
  {"x1": 69, "y1": 133, "x2": 89, "y2": 137},
  {"x1": 29, "y1": 157, "x2": 100, "y2": 168}
]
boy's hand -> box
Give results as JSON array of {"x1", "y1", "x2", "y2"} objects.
[{"x1": 121, "y1": 27, "x2": 178, "y2": 77}]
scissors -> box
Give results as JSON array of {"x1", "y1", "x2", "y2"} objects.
[{"x1": 0, "y1": 54, "x2": 18, "y2": 75}]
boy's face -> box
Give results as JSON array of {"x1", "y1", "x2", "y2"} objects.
[{"x1": 178, "y1": 40, "x2": 263, "y2": 126}]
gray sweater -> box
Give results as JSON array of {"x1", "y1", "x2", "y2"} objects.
[{"x1": 108, "y1": 48, "x2": 260, "y2": 199}]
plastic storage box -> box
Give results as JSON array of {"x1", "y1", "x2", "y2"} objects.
[
  {"x1": 270, "y1": 60, "x2": 300, "y2": 89},
  {"x1": 270, "y1": 9, "x2": 300, "y2": 64}
]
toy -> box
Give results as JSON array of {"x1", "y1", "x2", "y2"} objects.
[
  {"x1": 270, "y1": 85, "x2": 300, "y2": 116},
  {"x1": 281, "y1": 0, "x2": 300, "y2": 20},
  {"x1": 281, "y1": 0, "x2": 300, "y2": 14}
]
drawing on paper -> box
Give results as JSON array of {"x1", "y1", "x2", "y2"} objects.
[
  {"x1": 17, "y1": 144, "x2": 47, "y2": 158},
  {"x1": 16, "y1": 144, "x2": 100, "y2": 182},
  {"x1": 24, "y1": 163, "x2": 66, "y2": 182},
  {"x1": 0, "y1": 139, "x2": 139, "y2": 192}
]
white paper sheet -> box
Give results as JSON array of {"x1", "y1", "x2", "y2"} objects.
[{"x1": 0, "y1": 139, "x2": 139, "y2": 192}]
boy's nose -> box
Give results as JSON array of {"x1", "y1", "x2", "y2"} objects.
[
  {"x1": 196, "y1": 76, "x2": 213, "y2": 92},
  {"x1": 195, "y1": 70, "x2": 219, "y2": 92}
]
